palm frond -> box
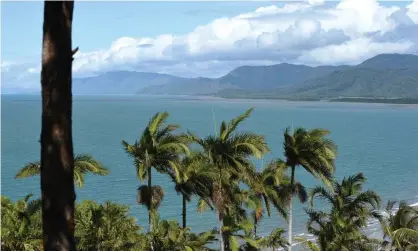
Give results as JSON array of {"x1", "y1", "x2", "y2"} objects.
[
  {"x1": 147, "y1": 111, "x2": 169, "y2": 136},
  {"x1": 137, "y1": 185, "x2": 165, "y2": 210},
  {"x1": 220, "y1": 107, "x2": 254, "y2": 141},
  {"x1": 15, "y1": 162, "x2": 41, "y2": 179}
]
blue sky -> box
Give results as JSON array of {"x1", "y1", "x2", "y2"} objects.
[
  {"x1": 2, "y1": 1, "x2": 285, "y2": 61},
  {"x1": 1, "y1": 0, "x2": 418, "y2": 92}
]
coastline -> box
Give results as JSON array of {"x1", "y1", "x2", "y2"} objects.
[
  {"x1": 209, "y1": 95, "x2": 418, "y2": 106},
  {"x1": 3, "y1": 93, "x2": 418, "y2": 106}
]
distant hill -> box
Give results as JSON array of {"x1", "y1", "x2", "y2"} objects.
[
  {"x1": 72, "y1": 71, "x2": 187, "y2": 95},
  {"x1": 137, "y1": 64, "x2": 348, "y2": 95},
  {"x1": 217, "y1": 64, "x2": 349, "y2": 90},
  {"x1": 138, "y1": 78, "x2": 239, "y2": 95},
  {"x1": 216, "y1": 54, "x2": 418, "y2": 99},
  {"x1": 358, "y1": 53, "x2": 418, "y2": 69},
  {"x1": 280, "y1": 67, "x2": 418, "y2": 99},
  {"x1": 71, "y1": 53, "x2": 418, "y2": 99}
]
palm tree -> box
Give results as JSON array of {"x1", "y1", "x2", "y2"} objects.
[
  {"x1": 379, "y1": 200, "x2": 418, "y2": 250},
  {"x1": 305, "y1": 173, "x2": 381, "y2": 251},
  {"x1": 40, "y1": 1, "x2": 77, "y2": 249},
  {"x1": 283, "y1": 127, "x2": 337, "y2": 250},
  {"x1": 75, "y1": 200, "x2": 142, "y2": 251},
  {"x1": 1, "y1": 194, "x2": 43, "y2": 251},
  {"x1": 122, "y1": 111, "x2": 189, "y2": 231},
  {"x1": 248, "y1": 159, "x2": 290, "y2": 237},
  {"x1": 169, "y1": 151, "x2": 215, "y2": 228},
  {"x1": 188, "y1": 108, "x2": 269, "y2": 251},
  {"x1": 261, "y1": 228, "x2": 289, "y2": 251},
  {"x1": 15, "y1": 154, "x2": 109, "y2": 188}
]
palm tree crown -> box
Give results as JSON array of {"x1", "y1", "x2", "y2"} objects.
[
  {"x1": 169, "y1": 151, "x2": 215, "y2": 228},
  {"x1": 303, "y1": 173, "x2": 381, "y2": 251},
  {"x1": 379, "y1": 200, "x2": 418, "y2": 250}
]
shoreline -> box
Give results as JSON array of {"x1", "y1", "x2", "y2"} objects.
[{"x1": 3, "y1": 93, "x2": 418, "y2": 106}]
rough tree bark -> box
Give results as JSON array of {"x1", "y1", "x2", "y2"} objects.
[{"x1": 40, "y1": 1, "x2": 76, "y2": 250}]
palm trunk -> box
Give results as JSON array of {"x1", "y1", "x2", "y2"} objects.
[
  {"x1": 288, "y1": 165, "x2": 295, "y2": 251},
  {"x1": 218, "y1": 211, "x2": 225, "y2": 251},
  {"x1": 218, "y1": 166, "x2": 225, "y2": 251},
  {"x1": 254, "y1": 214, "x2": 258, "y2": 238},
  {"x1": 182, "y1": 194, "x2": 187, "y2": 228},
  {"x1": 40, "y1": 1, "x2": 76, "y2": 250},
  {"x1": 148, "y1": 165, "x2": 152, "y2": 232}
]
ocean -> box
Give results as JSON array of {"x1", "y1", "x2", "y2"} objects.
[{"x1": 2, "y1": 94, "x2": 418, "y2": 242}]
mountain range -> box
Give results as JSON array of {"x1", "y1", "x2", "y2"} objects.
[{"x1": 71, "y1": 53, "x2": 418, "y2": 99}]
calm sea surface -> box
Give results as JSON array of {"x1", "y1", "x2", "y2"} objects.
[{"x1": 2, "y1": 94, "x2": 418, "y2": 239}]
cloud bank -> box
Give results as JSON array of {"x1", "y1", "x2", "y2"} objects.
[{"x1": 2, "y1": 0, "x2": 418, "y2": 91}]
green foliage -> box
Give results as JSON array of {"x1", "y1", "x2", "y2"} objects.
[
  {"x1": 1, "y1": 194, "x2": 43, "y2": 251},
  {"x1": 122, "y1": 111, "x2": 189, "y2": 182},
  {"x1": 168, "y1": 151, "x2": 216, "y2": 227},
  {"x1": 284, "y1": 127, "x2": 337, "y2": 186},
  {"x1": 305, "y1": 173, "x2": 381, "y2": 251},
  {"x1": 222, "y1": 214, "x2": 260, "y2": 251},
  {"x1": 249, "y1": 159, "x2": 290, "y2": 221},
  {"x1": 379, "y1": 201, "x2": 418, "y2": 250},
  {"x1": 15, "y1": 153, "x2": 109, "y2": 188},
  {"x1": 75, "y1": 200, "x2": 142, "y2": 251},
  {"x1": 145, "y1": 212, "x2": 217, "y2": 251},
  {"x1": 260, "y1": 228, "x2": 289, "y2": 251}
]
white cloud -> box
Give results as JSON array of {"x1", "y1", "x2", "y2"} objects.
[
  {"x1": 298, "y1": 38, "x2": 414, "y2": 65},
  {"x1": 3, "y1": 0, "x2": 418, "y2": 91},
  {"x1": 407, "y1": 0, "x2": 418, "y2": 23}
]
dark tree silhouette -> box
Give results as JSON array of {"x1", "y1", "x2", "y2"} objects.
[{"x1": 40, "y1": 1, "x2": 77, "y2": 250}]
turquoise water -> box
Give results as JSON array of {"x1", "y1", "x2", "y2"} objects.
[{"x1": 2, "y1": 94, "x2": 418, "y2": 239}]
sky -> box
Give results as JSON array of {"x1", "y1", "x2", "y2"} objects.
[{"x1": 1, "y1": 0, "x2": 418, "y2": 92}]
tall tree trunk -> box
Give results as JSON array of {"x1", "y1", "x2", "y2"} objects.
[
  {"x1": 217, "y1": 166, "x2": 225, "y2": 251},
  {"x1": 182, "y1": 194, "x2": 187, "y2": 228},
  {"x1": 40, "y1": 1, "x2": 76, "y2": 250},
  {"x1": 218, "y1": 211, "x2": 225, "y2": 251},
  {"x1": 288, "y1": 166, "x2": 295, "y2": 251},
  {"x1": 254, "y1": 214, "x2": 258, "y2": 238},
  {"x1": 148, "y1": 165, "x2": 152, "y2": 232}
]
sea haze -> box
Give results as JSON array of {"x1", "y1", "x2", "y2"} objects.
[{"x1": 2, "y1": 94, "x2": 418, "y2": 238}]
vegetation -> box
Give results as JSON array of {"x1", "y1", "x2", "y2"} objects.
[
  {"x1": 297, "y1": 173, "x2": 381, "y2": 251},
  {"x1": 74, "y1": 200, "x2": 142, "y2": 251},
  {"x1": 379, "y1": 201, "x2": 418, "y2": 250},
  {"x1": 1, "y1": 194, "x2": 43, "y2": 251},
  {"x1": 2, "y1": 109, "x2": 417, "y2": 250}
]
